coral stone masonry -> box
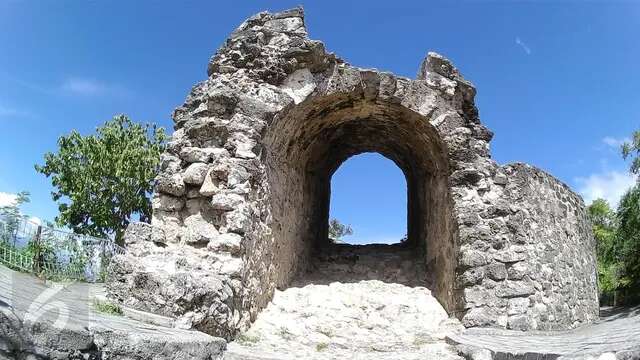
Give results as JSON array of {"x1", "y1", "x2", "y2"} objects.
[{"x1": 107, "y1": 7, "x2": 599, "y2": 340}]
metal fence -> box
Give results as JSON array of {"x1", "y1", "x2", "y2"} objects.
[{"x1": 0, "y1": 216, "x2": 125, "y2": 282}]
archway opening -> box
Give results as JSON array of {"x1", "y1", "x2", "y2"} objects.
[
  {"x1": 328, "y1": 152, "x2": 407, "y2": 246},
  {"x1": 257, "y1": 97, "x2": 458, "y2": 315}
]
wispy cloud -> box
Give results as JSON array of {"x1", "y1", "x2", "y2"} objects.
[
  {"x1": 0, "y1": 72, "x2": 129, "y2": 98},
  {"x1": 576, "y1": 170, "x2": 636, "y2": 207},
  {"x1": 60, "y1": 77, "x2": 126, "y2": 96},
  {"x1": 602, "y1": 136, "x2": 630, "y2": 150},
  {"x1": 515, "y1": 37, "x2": 532, "y2": 55},
  {"x1": 0, "y1": 104, "x2": 32, "y2": 119}
]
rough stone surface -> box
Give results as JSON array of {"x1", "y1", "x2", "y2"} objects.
[
  {"x1": 3, "y1": 264, "x2": 634, "y2": 359},
  {"x1": 226, "y1": 248, "x2": 465, "y2": 360},
  {"x1": 448, "y1": 306, "x2": 640, "y2": 359},
  {"x1": 107, "y1": 6, "x2": 599, "y2": 340},
  {"x1": 0, "y1": 265, "x2": 226, "y2": 360}
]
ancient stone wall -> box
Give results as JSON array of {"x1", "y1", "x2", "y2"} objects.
[
  {"x1": 457, "y1": 163, "x2": 598, "y2": 330},
  {"x1": 107, "y1": 7, "x2": 598, "y2": 340}
]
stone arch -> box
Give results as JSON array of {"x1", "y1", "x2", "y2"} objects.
[
  {"x1": 261, "y1": 93, "x2": 458, "y2": 312},
  {"x1": 108, "y1": 7, "x2": 599, "y2": 340}
]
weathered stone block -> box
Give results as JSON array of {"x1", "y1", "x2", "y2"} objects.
[
  {"x1": 156, "y1": 173, "x2": 186, "y2": 197},
  {"x1": 496, "y1": 281, "x2": 536, "y2": 299},
  {"x1": 183, "y1": 162, "x2": 210, "y2": 185},
  {"x1": 152, "y1": 194, "x2": 185, "y2": 212},
  {"x1": 210, "y1": 193, "x2": 243, "y2": 211}
]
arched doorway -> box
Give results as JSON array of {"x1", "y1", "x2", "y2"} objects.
[{"x1": 263, "y1": 97, "x2": 458, "y2": 313}]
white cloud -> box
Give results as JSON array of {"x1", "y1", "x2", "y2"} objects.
[
  {"x1": 61, "y1": 78, "x2": 109, "y2": 96},
  {"x1": 576, "y1": 170, "x2": 636, "y2": 207},
  {"x1": 602, "y1": 136, "x2": 630, "y2": 150},
  {"x1": 59, "y1": 77, "x2": 130, "y2": 98},
  {"x1": 0, "y1": 192, "x2": 18, "y2": 207},
  {"x1": 515, "y1": 37, "x2": 532, "y2": 55}
]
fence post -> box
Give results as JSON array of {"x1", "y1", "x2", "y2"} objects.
[{"x1": 32, "y1": 225, "x2": 42, "y2": 276}]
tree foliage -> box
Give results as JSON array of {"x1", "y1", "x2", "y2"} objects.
[
  {"x1": 587, "y1": 199, "x2": 620, "y2": 294},
  {"x1": 35, "y1": 115, "x2": 166, "y2": 244},
  {"x1": 328, "y1": 218, "x2": 354, "y2": 242},
  {"x1": 622, "y1": 130, "x2": 640, "y2": 175},
  {"x1": 587, "y1": 130, "x2": 640, "y2": 304},
  {"x1": 616, "y1": 185, "x2": 640, "y2": 289}
]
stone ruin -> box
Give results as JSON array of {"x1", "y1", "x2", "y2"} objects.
[{"x1": 107, "y1": 7, "x2": 599, "y2": 341}]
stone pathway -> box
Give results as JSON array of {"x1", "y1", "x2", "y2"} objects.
[
  {"x1": 0, "y1": 265, "x2": 225, "y2": 359},
  {"x1": 226, "y1": 246, "x2": 464, "y2": 360},
  {"x1": 226, "y1": 280, "x2": 464, "y2": 360},
  {"x1": 449, "y1": 306, "x2": 640, "y2": 359},
  {"x1": 2, "y1": 254, "x2": 640, "y2": 360},
  {"x1": 227, "y1": 245, "x2": 640, "y2": 360}
]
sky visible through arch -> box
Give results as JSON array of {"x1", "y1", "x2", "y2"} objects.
[
  {"x1": 0, "y1": 1, "x2": 638, "y2": 233},
  {"x1": 330, "y1": 153, "x2": 407, "y2": 245}
]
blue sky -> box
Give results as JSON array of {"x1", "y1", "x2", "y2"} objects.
[{"x1": 0, "y1": 1, "x2": 638, "y2": 243}]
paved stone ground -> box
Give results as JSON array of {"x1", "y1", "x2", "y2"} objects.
[
  {"x1": 227, "y1": 246, "x2": 640, "y2": 360},
  {"x1": 449, "y1": 306, "x2": 640, "y2": 359},
  {"x1": 0, "y1": 265, "x2": 225, "y2": 359},
  {"x1": 226, "y1": 247, "x2": 465, "y2": 360},
  {"x1": 2, "y1": 256, "x2": 640, "y2": 360}
]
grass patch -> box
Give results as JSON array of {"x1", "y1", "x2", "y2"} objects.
[
  {"x1": 412, "y1": 333, "x2": 434, "y2": 347},
  {"x1": 317, "y1": 326, "x2": 334, "y2": 338},
  {"x1": 316, "y1": 342, "x2": 328, "y2": 352},
  {"x1": 93, "y1": 300, "x2": 123, "y2": 316},
  {"x1": 236, "y1": 333, "x2": 260, "y2": 345},
  {"x1": 278, "y1": 326, "x2": 294, "y2": 340}
]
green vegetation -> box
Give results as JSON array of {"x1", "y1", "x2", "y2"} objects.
[
  {"x1": 236, "y1": 333, "x2": 260, "y2": 345},
  {"x1": 316, "y1": 326, "x2": 334, "y2": 338},
  {"x1": 278, "y1": 326, "x2": 293, "y2": 340},
  {"x1": 93, "y1": 299, "x2": 123, "y2": 316},
  {"x1": 316, "y1": 342, "x2": 328, "y2": 352},
  {"x1": 0, "y1": 192, "x2": 50, "y2": 274},
  {"x1": 328, "y1": 218, "x2": 353, "y2": 243},
  {"x1": 0, "y1": 191, "x2": 30, "y2": 243},
  {"x1": 0, "y1": 192, "x2": 102, "y2": 282},
  {"x1": 587, "y1": 199, "x2": 620, "y2": 303},
  {"x1": 622, "y1": 130, "x2": 640, "y2": 175},
  {"x1": 35, "y1": 115, "x2": 166, "y2": 245},
  {"x1": 588, "y1": 130, "x2": 640, "y2": 305},
  {"x1": 412, "y1": 333, "x2": 433, "y2": 347}
]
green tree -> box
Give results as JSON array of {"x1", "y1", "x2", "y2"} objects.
[
  {"x1": 610, "y1": 132, "x2": 640, "y2": 303},
  {"x1": 616, "y1": 185, "x2": 640, "y2": 290},
  {"x1": 35, "y1": 115, "x2": 166, "y2": 244},
  {"x1": 588, "y1": 199, "x2": 617, "y2": 259},
  {"x1": 328, "y1": 218, "x2": 353, "y2": 243},
  {"x1": 622, "y1": 130, "x2": 640, "y2": 175},
  {"x1": 587, "y1": 199, "x2": 620, "y2": 296}
]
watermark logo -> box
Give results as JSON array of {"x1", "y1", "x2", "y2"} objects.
[
  {"x1": 8, "y1": 270, "x2": 90, "y2": 333},
  {"x1": 23, "y1": 284, "x2": 70, "y2": 329}
]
